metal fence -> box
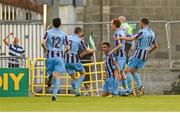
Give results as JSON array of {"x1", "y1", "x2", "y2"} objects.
[
  {"x1": 166, "y1": 21, "x2": 180, "y2": 69},
  {"x1": 0, "y1": 56, "x2": 30, "y2": 68},
  {"x1": 0, "y1": 3, "x2": 42, "y2": 21},
  {"x1": 0, "y1": 20, "x2": 44, "y2": 62}
]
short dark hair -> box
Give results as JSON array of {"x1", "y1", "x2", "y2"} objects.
[
  {"x1": 53, "y1": 18, "x2": 61, "y2": 28},
  {"x1": 141, "y1": 18, "x2": 149, "y2": 25},
  {"x1": 102, "y1": 41, "x2": 110, "y2": 47},
  {"x1": 112, "y1": 19, "x2": 121, "y2": 28},
  {"x1": 74, "y1": 27, "x2": 82, "y2": 34}
]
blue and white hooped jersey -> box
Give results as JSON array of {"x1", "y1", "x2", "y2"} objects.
[
  {"x1": 8, "y1": 44, "x2": 25, "y2": 64},
  {"x1": 64, "y1": 34, "x2": 87, "y2": 63},
  {"x1": 113, "y1": 28, "x2": 126, "y2": 58},
  {"x1": 43, "y1": 27, "x2": 68, "y2": 58},
  {"x1": 104, "y1": 53, "x2": 117, "y2": 79},
  {"x1": 132, "y1": 27, "x2": 157, "y2": 60}
]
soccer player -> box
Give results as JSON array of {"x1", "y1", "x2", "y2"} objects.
[
  {"x1": 110, "y1": 19, "x2": 128, "y2": 92},
  {"x1": 78, "y1": 34, "x2": 95, "y2": 96},
  {"x1": 101, "y1": 42, "x2": 120, "y2": 97},
  {"x1": 115, "y1": 18, "x2": 158, "y2": 96},
  {"x1": 118, "y1": 16, "x2": 135, "y2": 63},
  {"x1": 64, "y1": 27, "x2": 96, "y2": 97},
  {"x1": 3, "y1": 32, "x2": 25, "y2": 68},
  {"x1": 41, "y1": 17, "x2": 68, "y2": 101}
]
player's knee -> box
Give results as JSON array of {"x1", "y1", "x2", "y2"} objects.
[
  {"x1": 53, "y1": 72, "x2": 61, "y2": 78},
  {"x1": 122, "y1": 74, "x2": 126, "y2": 79},
  {"x1": 118, "y1": 75, "x2": 122, "y2": 81},
  {"x1": 120, "y1": 71, "x2": 123, "y2": 75},
  {"x1": 125, "y1": 67, "x2": 131, "y2": 73}
]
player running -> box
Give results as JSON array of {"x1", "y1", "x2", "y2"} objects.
[
  {"x1": 64, "y1": 27, "x2": 96, "y2": 97},
  {"x1": 41, "y1": 17, "x2": 68, "y2": 101}
]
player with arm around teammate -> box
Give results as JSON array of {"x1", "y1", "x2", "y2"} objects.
[
  {"x1": 64, "y1": 27, "x2": 96, "y2": 97},
  {"x1": 115, "y1": 18, "x2": 158, "y2": 96}
]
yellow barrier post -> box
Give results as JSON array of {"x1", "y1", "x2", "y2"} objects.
[
  {"x1": 65, "y1": 74, "x2": 69, "y2": 95},
  {"x1": 42, "y1": 58, "x2": 46, "y2": 95}
]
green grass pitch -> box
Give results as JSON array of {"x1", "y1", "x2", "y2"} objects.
[{"x1": 0, "y1": 95, "x2": 180, "y2": 112}]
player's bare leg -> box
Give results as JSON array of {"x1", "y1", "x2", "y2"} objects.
[
  {"x1": 75, "y1": 71, "x2": 86, "y2": 89},
  {"x1": 51, "y1": 72, "x2": 61, "y2": 101},
  {"x1": 131, "y1": 68, "x2": 144, "y2": 97},
  {"x1": 70, "y1": 73, "x2": 81, "y2": 97},
  {"x1": 125, "y1": 67, "x2": 136, "y2": 96},
  {"x1": 121, "y1": 71, "x2": 128, "y2": 89}
]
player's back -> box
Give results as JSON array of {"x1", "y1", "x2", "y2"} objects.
[
  {"x1": 137, "y1": 27, "x2": 156, "y2": 50},
  {"x1": 133, "y1": 27, "x2": 157, "y2": 61},
  {"x1": 46, "y1": 28, "x2": 66, "y2": 52},
  {"x1": 44, "y1": 27, "x2": 66, "y2": 77},
  {"x1": 68, "y1": 34, "x2": 83, "y2": 54},
  {"x1": 65, "y1": 34, "x2": 86, "y2": 64}
]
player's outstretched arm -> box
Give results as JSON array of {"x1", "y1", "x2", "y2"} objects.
[
  {"x1": 85, "y1": 48, "x2": 96, "y2": 54},
  {"x1": 79, "y1": 51, "x2": 88, "y2": 58},
  {"x1": 108, "y1": 43, "x2": 122, "y2": 55},
  {"x1": 114, "y1": 32, "x2": 142, "y2": 41},
  {"x1": 80, "y1": 47, "x2": 96, "y2": 58},
  {"x1": 113, "y1": 36, "x2": 135, "y2": 41},
  {"x1": 3, "y1": 32, "x2": 13, "y2": 46}
]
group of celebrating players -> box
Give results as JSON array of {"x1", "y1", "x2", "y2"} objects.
[{"x1": 41, "y1": 16, "x2": 158, "y2": 101}]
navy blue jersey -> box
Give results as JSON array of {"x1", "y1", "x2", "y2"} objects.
[
  {"x1": 8, "y1": 43, "x2": 25, "y2": 64},
  {"x1": 104, "y1": 53, "x2": 117, "y2": 78}
]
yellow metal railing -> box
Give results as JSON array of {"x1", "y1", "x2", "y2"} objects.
[{"x1": 31, "y1": 58, "x2": 106, "y2": 96}]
